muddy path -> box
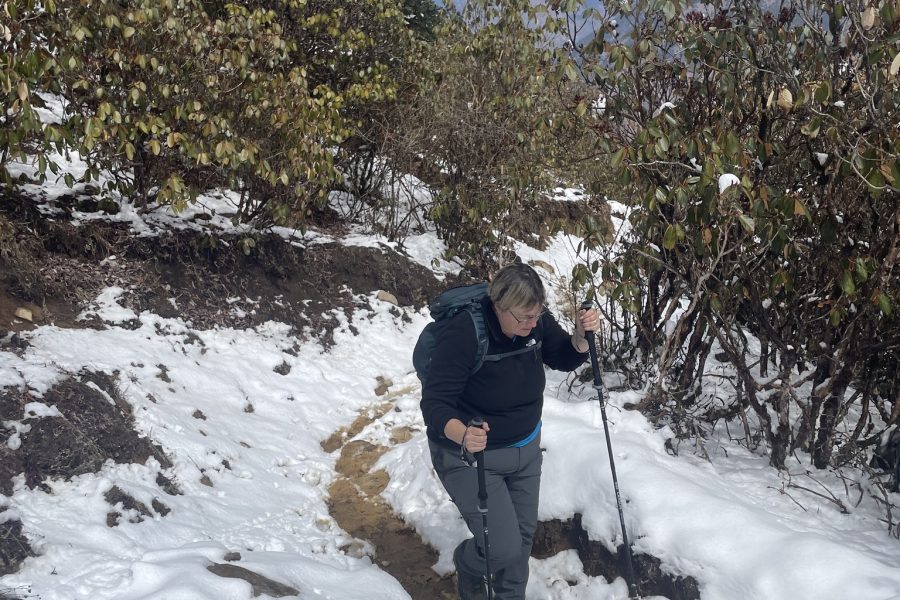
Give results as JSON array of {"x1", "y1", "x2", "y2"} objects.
[
  {"x1": 322, "y1": 384, "x2": 703, "y2": 600},
  {"x1": 323, "y1": 389, "x2": 456, "y2": 600}
]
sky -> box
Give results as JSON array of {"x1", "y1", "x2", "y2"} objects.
[{"x1": 1, "y1": 161, "x2": 899, "y2": 600}]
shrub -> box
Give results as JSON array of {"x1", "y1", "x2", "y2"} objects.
[
  {"x1": 2, "y1": 0, "x2": 414, "y2": 227},
  {"x1": 558, "y1": 0, "x2": 899, "y2": 469},
  {"x1": 376, "y1": 0, "x2": 596, "y2": 271}
]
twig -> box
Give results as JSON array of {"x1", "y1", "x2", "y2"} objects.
[
  {"x1": 768, "y1": 483, "x2": 808, "y2": 512},
  {"x1": 786, "y1": 481, "x2": 849, "y2": 514}
]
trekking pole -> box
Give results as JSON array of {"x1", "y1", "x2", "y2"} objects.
[
  {"x1": 470, "y1": 417, "x2": 494, "y2": 600},
  {"x1": 581, "y1": 301, "x2": 639, "y2": 599}
]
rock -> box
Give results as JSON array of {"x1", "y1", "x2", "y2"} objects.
[
  {"x1": 376, "y1": 290, "x2": 399, "y2": 306},
  {"x1": 339, "y1": 540, "x2": 370, "y2": 559},
  {"x1": 374, "y1": 375, "x2": 392, "y2": 396},
  {"x1": 206, "y1": 563, "x2": 299, "y2": 598},
  {"x1": 14, "y1": 308, "x2": 32, "y2": 322},
  {"x1": 389, "y1": 426, "x2": 415, "y2": 445},
  {"x1": 528, "y1": 259, "x2": 555, "y2": 274}
]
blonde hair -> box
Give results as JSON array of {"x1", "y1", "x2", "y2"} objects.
[{"x1": 488, "y1": 263, "x2": 545, "y2": 311}]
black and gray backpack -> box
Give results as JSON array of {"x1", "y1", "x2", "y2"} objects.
[{"x1": 413, "y1": 282, "x2": 542, "y2": 384}]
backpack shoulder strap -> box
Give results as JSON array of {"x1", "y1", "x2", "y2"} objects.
[
  {"x1": 465, "y1": 305, "x2": 544, "y2": 373},
  {"x1": 465, "y1": 305, "x2": 490, "y2": 376}
]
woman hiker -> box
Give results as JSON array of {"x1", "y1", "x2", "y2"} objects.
[{"x1": 420, "y1": 263, "x2": 600, "y2": 599}]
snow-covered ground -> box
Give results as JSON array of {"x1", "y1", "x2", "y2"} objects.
[{"x1": 1, "y1": 145, "x2": 898, "y2": 599}]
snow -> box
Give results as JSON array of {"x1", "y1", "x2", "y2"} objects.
[
  {"x1": 551, "y1": 187, "x2": 587, "y2": 202},
  {"x1": 652, "y1": 101, "x2": 676, "y2": 118},
  {"x1": 718, "y1": 174, "x2": 741, "y2": 194},
  {"x1": 78, "y1": 287, "x2": 139, "y2": 323},
  {"x1": 3, "y1": 296, "x2": 419, "y2": 600},
  {"x1": 1, "y1": 152, "x2": 898, "y2": 599}
]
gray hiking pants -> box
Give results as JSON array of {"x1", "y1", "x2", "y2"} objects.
[{"x1": 429, "y1": 436, "x2": 542, "y2": 600}]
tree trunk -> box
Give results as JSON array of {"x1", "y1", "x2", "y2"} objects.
[
  {"x1": 794, "y1": 355, "x2": 832, "y2": 453},
  {"x1": 675, "y1": 314, "x2": 710, "y2": 406},
  {"x1": 638, "y1": 269, "x2": 664, "y2": 356},
  {"x1": 771, "y1": 384, "x2": 792, "y2": 469},
  {"x1": 812, "y1": 362, "x2": 854, "y2": 468}
]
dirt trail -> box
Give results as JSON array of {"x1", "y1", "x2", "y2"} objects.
[{"x1": 324, "y1": 396, "x2": 456, "y2": 600}]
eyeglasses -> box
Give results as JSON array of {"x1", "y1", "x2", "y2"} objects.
[{"x1": 507, "y1": 308, "x2": 546, "y2": 324}]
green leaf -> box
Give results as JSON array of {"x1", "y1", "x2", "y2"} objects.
[
  {"x1": 829, "y1": 307, "x2": 843, "y2": 326},
  {"x1": 841, "y1": 270, "x2": 856, "y2": 295},
  {"x1": 725, "y1": 132, "x2": 741, "y2": 159},
  {"x1": 662, "y1": 1, "x2": 676, "y2": 20},
  {"x1": 835, "y1": 2, "x2": 845, "y2": 20},
  {"x1": 770, "y1": 270, "x2": 785, "y2": 291},
  {"x1": 737, "y1": 214, "x2": 755, "y2": 233},
  {"x1": 856, "y1": 259, "x2": 870, "y2": 282},
  {"x1": 656, "y1": 136, "x2": 670, "y2": 154},
  {"x1": 687, "y1": 139, "x2": 698, "y2": 158},
  {"x1": 866, "y1": 167, "x2": 885, "y2": 191},
  {"x1": 878, "y1": 292, "x2": 892, "y2": 315},
  {"x1": 801, "y1": 117, "x2": 821, "y2": 138},
  {"x1": 663, "y1": 224, "x2": 677, "y2": 250}
]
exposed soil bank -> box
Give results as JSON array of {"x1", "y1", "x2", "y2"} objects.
[{"x1": 534, "y1": 514, "x2": 701, "y2": 599}]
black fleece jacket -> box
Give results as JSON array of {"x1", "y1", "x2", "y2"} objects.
[{"x1": 420, "y1": 296, "x2": 588, "y2": 450}]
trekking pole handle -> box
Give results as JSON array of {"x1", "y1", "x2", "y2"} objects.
[
  {"x1": 580, "y1": 300, "x2": 595, "y2": 342},
  {"x1": 580, "y1": 301, "x2": 603, "y2": 389},
  {"x1": 470, "y1": 417, "x2": 489, "y2": 512}
]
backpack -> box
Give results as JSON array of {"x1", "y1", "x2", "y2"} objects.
[{"x1": 413, "y1": 282, "x2": 542, "y2": 383}]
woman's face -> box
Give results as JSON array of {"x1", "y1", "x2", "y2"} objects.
[{"x1": 497, "y1": 303, "x2": 544, "y2": 338}]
